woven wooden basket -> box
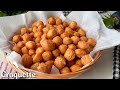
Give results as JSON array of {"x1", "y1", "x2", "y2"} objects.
[{"x1": 4, "y1": 51, "x2": 102, "y2": 79}]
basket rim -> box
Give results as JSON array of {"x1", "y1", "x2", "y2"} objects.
[{"x1": 5, "y1": 50, "x2": 102, "y2": 77}]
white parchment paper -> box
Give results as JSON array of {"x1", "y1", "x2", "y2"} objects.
[{"x1": 0, "y1": 11, "x2": 120, "y2": 74}]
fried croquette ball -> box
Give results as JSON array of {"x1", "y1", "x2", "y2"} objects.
[
  {"x1": 30, "y1": 62, "x2": 40, "y2": 70},
  {"x1": 87, "y1": 38, "x2": 96, "y2": 47},
  {"x1": 60, "y1": 32, "x2": 70, "y2": 39},
  {"x1": 32, "y1": 21, "x2": 43, "y2": 28},
  {"x1": 45, "y1": 60, "x2": 54, "y2": 67},
  {"x1": 63, "y1": 37, "x2": 72, "y2": 45},
  {"x1": 29, "y1": 49, "x2": 35, "y2": 56},
  {"x1": 16, "y1": 41, "x2": 25, "y2": 49},
  {"x1": 63, "y1": 21, "x2": 68, "y2": 28},
  {"x1": 36, "y1": 43, "x2": 42, "y2": 48},
  {"x1": 35, "y1": 37, "x2": 41, "y2": 43},
  {"x1": 34, "y1": 31, "x2": 43, "y2": 38},
  {"x1": 69, "y1": 21, "x2": 77, "y2": 29},
  {"x1": 75, "y1": 59, "x2": 83, "y2": 67},
  {"x1": 56, "y1": 18, "x2": 62, "y2": 25},
  {"x1": 41, "y1": 33, "x2": 47, "y2": 39},
  {"x1": 52, "y1": 36, "x2": 63, "y2": 46},
  {"x1": 48, "y1": 17, "x2": 56, "y2": 25},
  {"x1": 85, "y1": 45, "x2": 93, "y2": 53},
  {"x1": 78, "y1": 41, "x2": 89, "y2": 49},
  {"x1": 33, "y1": 53, "x2": 43, "y2": 63},
  {"x1": 46, "y1": 24, "x2": 53, "y2": 29},
  {"x1": 80, "y1": 36, "x2": 88, "y2": 41},
  {"x1": 22, "y1": 54, "x2": 33, "y2": 68},
  {"x1": 38, "y1": 25, "x2": 44, "y2": 32},
  {"x1": 47, "y1": 29, "x2": 57, "y2": 39},
  {"x1": 56, "y1": 25, "x2": 64, "y2": 35},
  {"x1": 65, "y1": 27, "x2": 74, "y2": 36},
  {"x1": 71, "y1": 36, "x2": 80, "y2": 45},
  {"x1": 52, "y1": 49, "x2": 61, "y2": 57},
  {"x1": 21, "y1": 46, "x2": 29, "y2": 54},
  {"x1": 37, "y1": 62, "x2": 49, "y2": 73},
  {"x1": 45, "y1": 60, "x2": 54, "y2": 73},
  {"x1": 40, "y1": 39, "x2": 55, "y2": 51},
  {"x1": 12, "y1": 46, "x2": 22, "y2": 54},
  {"x1": 35, "y1": 20, "x2": 44, "y2": 27},
  {"x1": 32, "y1": 26, "x2": 38, "y2": 33},
  {"x1": 49, "y1": 25, "x2": 55, "y2": 29},
  {"x1": 75, "y1": 49, "x2": 86, "y2": 58},
  {"x1": 59, "y1": 44, "x2": 68, "y2": 54},
  {"x1": 26, "y1": 41, "x2": 36, "y2": 49},
  {"x1": 22, "y1": 33, "x2": 32, "y2": 42},
  {"x1": 78, "y1": 28, "x2": 86, "y2": 36},
  {"x1": 74, "y1": 32, "x2": 80, "y2": 37},
  {"x1": 36, "y1": 47, "x2": 44, "y2": 54},
  {"x1": 29, "y1": 32, "x2": 34, "y2": 38},
  {"x1": 49, "y1": 25, "x2": 56, "y2": 29},
  {"x1": 21, "y1": 28, "x2": 28, "y2": 35},
  {"x1": 70, "y1": 64, "x2": 81, "y2": 72},
  {"x1": 54, "y1": 56, "x2": 66, "y2": 70},
  {"x1": 12, "y1": 35, "x2": 22, "y2": 43},
  {"x1": 64, "y1": 48, "x2": 75, "y2": 61},
  {"x1": 81, "y1": 54, "x2": 92, "y2": 65},
  {"x1": 43, "y1": 27, "x2": 49, "y2": 33},
  {"x1": 42, "y1": 51, "x2": 53, "y2": 61},
  {"x1": 60, "y1": 67, "x2": 71, "y2": 74},
  {"x1": 68, "y1": 44, "x2": 76, "y2": 50}
]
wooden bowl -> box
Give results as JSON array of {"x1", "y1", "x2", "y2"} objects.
[{"x1": 5, "y1": 51, "x2": 102, "y2": 79}]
